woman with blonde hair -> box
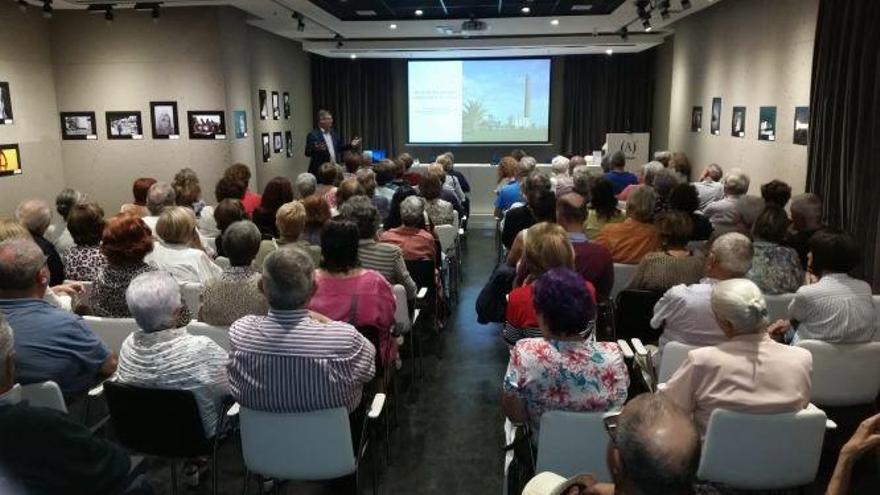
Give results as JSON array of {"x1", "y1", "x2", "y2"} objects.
[{"x1": 145, "y1": 206, "x2": 221, "y2": 284}]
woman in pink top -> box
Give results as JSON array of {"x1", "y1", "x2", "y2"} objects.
[{"x1": 308, "y1": 219, "x2": 397, "y2": 366}]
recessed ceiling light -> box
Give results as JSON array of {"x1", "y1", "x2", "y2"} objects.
[
  {"x1": 550, "y1": 19, "x2": 559, "y2": 26},
  {"x1": 389, "y1": 23, "x2": 398, "y2": 29},
  {"x1": 605, "y1": 48, "x2": 613, "y2": 55},
  {"x1": 414, "y1": 9, "x2": 423, "y2": 16},
  {"x1": 350, "y1": 54, "x2": 357, "y2": 59},
  {"x1": 521, "y1": 6, "x2": 530, "y2": 14},
  {"x1": 571, "y1": 4, "x2": 593, "y2": 11}
]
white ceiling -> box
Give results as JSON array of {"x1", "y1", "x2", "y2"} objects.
[{"x1": 56, "y1": 0, "x2": 722, "y2": 58}]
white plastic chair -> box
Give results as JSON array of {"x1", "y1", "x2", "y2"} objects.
[
  {"x1": 794, "y1": 340, "x2": 880, "y2": 406},
  {"x1": 657, "y1": 341, "x2": 699, "y2": 384},
  {"x1": 697, "y1": 404, "x2": 828, "y2": 489},
  {"x1": 610, "y1": 263, "x2": 638, "y2": 301},
  {"x1": 179, "y1": 282, "x2": 203, "y2": 317},
  {"x1": 187, "y1": 321, "x2": 230, "y2": 351},
  {"x1": 435, "y1": 224, "x2": 460, "y2": 300},
  {"x1": 764, "y1": 293, "x2": 796, "y2": 322},
  {"x1": 873, "y1": 295, "x2": 880, "y2": 330},
  {"x1": 83, "y1": 316, "x2": 139, "y2": 354},
  {"x1": 393, "y1": 284, "x2": 423, "y2": 380},
  {"x1": 535, "y1": 410, "x2": 615, "y2": 482},
  {"x1": 20, "y1": 381, "x2": 67, "y2": 413}
]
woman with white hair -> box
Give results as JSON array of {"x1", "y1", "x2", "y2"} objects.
[
  {"x1": 379, "y1": 195, "x2": 437, "y2": 261},
  {"x1": 617, "y1": 161, "x2": 664, "y2": 201},
  {"x1": 15, "y1": 198, "x2": 65, "y2": 286},
  {"x1": 661, "y1": 278, "x2": 812, "y2": 434},
  {"x1": 145, "y1": 206, "x2": 221, "y2": 284},
  {"x1": 549, "y1": 155, "x2": 573, "y2": 196},
  {"x1": 703, "y1": 169, "x2": 750, "y2": 229}
]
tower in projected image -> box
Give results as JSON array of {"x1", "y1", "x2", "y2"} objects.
[{"x1": 513, "y1": 75, "x2": 532, "y2": 128}]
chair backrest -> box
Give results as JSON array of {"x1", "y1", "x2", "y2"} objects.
[
  {"x1": 392, "y1": 284, "x2": 411, "y2": 334},
  {"x1": 239, "y1": 406, "x2": 356, "y2": 480},
  {"x1": 610, "y1": 263, "x2": 638, "y2": 301},
  {"x1": 698, "y1": 405, "x2": 827, "y2": 489},
  {"x1": 434, "y1": 224, "x2": 458, "y2": 254},
  {"x1": 83, "y1": 316, "x2": 139, "y2": 354},
  {"x1": 187, "y1": 321, "x2": 230, "y2": 351},
  {"x1": 873, "y1": 295, "x2": 880, "y2": 330},
  {"x1": 794, "y1": 340, "x2": 880, "y2": 406},
  {"x1": 764, "y1": 293, "x2": 795, "y2": 322},
  {"x1": 214, "y1": 256, "x2": 231, "y2": 269},
  {"x1": 405, "y1": 259, "x2": 437, "y2": 301},
  {"x1": 64, "y1": 280, "x2": 93, "y2": 308},
  {"x1": 657, "y1": 341, "x2": 699, "y2": 384},
  {"x1": 19, "y1": 381, "x2": 67, "y2": 413},
  {"x1": 179, "y1": 282, "x2": 203, "y2": 317},
  {"x1": 536, "y1": 410, "x2": 613, "y2": 482},
  {"x1": 103, "y1": 381, "x2": 212, "y2": 458},
  {"x1": 613, "y1": 289, "x2": 663, "y2": 344}
]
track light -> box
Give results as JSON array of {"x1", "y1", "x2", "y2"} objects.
[
  {"x1": 42, "y1": 0, "x2": 52, "y2": 19},
  {"x1": 635, "y1": 0, "x2": 649, "y2": 21},
  {"x1": 681, "y1": 0, "x2": 692, "y2": 10},
  {"x1": 105, "y1": 7, "x2": 113, "y2": 22},
  {"x1": 658, "y1": 0, "x2": 670, "y2": 19},
  {"x1": 642, "y1": 18, "x2": 652, "y2": 31},
  {"x1": 292, "y1": 11, "x2": 305, "y2": 31},
  {"x1": 334, "y1": 33, "x2": 344, "y2": 49},
  {"x1": 618, "y1": 25, "x2": 628, "y2": 41}
]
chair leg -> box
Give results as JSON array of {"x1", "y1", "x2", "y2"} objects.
[
  {"x1": 170, "y1": 461, "x2": 179, "y2": 495},
  {"x1": 243, "y1": 469, "x2": 250, "y2": 495}
]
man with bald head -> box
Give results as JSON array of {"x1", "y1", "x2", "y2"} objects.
[{"x1": 557, "y1": 192, "x2": 614, "y2": 300}]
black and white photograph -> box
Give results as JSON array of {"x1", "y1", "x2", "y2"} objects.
[
  {"x1": 793, "y1": 106, "x2": 810, "y2": 145},
  {"x1": 261, "y1": 133, "x2": 270, "y2": 163},
  {"x1": 691, "y1": 106, "x2": 702, "y2": 132},
  {"x1": 60, "y1": 112, "x2": 97, "y2": 140},
  {"x1": 759, "y1": 106, "x2": 777, "y2": 141},
  {"x1": 187, "y1": 111, "x2": 226, "y2": 139},
  {"x1": 106, "y1": 111, "x2": 143, "y2": 140},
  {"x1": 285, "y1": 130, "x2": 293, "y2": 157},
  {"x1": 150, "y1": 101, "x2": 179, "y2": 139},
  {"x1": 259, "y1": 90, "x2": 268, "y2": 120},
  {"x1": 283, "y1": 92, "x2": 290, "y2": 119},
  {"x1": 272, "y1": 91, "x2": 280, "y2": 120},
  {"x1": 731, "y1": 106, "x2": 746, "y2": 137},
  {"x1": 710, "y1": 97, "x2": 722, "y2": 135},
  {"x1": 273, "y1": 131, "x2": 283, "y2": 153},
  {"x1": 0, "y1": 82, "x2": 13, "y2": 124}
]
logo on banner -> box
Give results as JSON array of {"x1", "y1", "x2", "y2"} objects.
[{"x1": 619, "y1": 139, "x2": 638, "y2": 160}]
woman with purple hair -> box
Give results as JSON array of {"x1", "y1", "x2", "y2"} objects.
[{"x1": 502, "y1": 267, "x2": 629, "y2": 433}]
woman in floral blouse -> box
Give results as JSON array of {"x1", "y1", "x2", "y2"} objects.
[
  {"x1": 62, "y1": 202, "x2": 107, "y2": 282},
  {"x1": 502, "y1": 267, "x2": 629, "y2": 433},
  {"x1": 747, "y1": 205, "x2": 804, "y2": 294}
]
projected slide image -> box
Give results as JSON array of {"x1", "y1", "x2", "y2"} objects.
[{"x1": 409, "y1": 59, "x2": 550, "y2": 143}]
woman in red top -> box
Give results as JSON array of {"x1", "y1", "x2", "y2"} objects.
[{"x1": 223, "y1": 163, "x2": 262, "y2": 216}]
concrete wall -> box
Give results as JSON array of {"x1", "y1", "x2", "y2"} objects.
[{"x1": 659, "y1": 0, "x2": 818, "y2": 194}]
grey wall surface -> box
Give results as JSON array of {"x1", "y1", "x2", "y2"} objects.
[{"x1": 658, "y1": 0, "x2": 818, "y2": 193}]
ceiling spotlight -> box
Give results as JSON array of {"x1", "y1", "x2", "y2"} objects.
[
  {"x1": 605, "y1": 48, "x2": 613, "y2": 56},
  {"x1": 520, "y1": 6, "x2": 530, "y2": 14},
  {"x1": 42, "y1": 0, "x2": 52, "y2": 19},
  {"x1": 105, "y1": 7, "x2": 114, "y2": 22},
  {"x1": 636, "y1": 0, "x2": 649, "y2": 20},
  {"x1": 334, "y1": 33, "x2": 344, "y2": 49},
  {"x1": 681, "y1": 0, "x2": 692, "y2": 10},
  {"x1": 642, "y1": 19, "x2": 651, "y2": 31},
  {"x1": 350, "y1": 54, "x2": 357, "y2": 59},
  {"x1": 152, "y1": 6, "x2": 160, "y2": 22},
  {"x1": 659, "y1": 0, "x2": 671, "y2": 19},
  {"x1": 550, "y1": 19, "x2": 559, "y2": 26},
  {"x1": 389, "y1": 23, "x2": 398, "y2": 29},
  {"x1": 618, "y1": 25, "x2": 628, "y2": 41},
  {"x1": 414, "y1": 9, "x2": 423, "y2": 16}
]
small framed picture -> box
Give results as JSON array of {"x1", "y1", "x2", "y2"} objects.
[
  {"x1": 106, "y1": 111, "x2": 144, "y2": 140},
  {"x1": 285, "y1": 130, "x2": 293, "y2": 157},
  {"x1": 187, "y1": 111, "x2": 226, "y2": 140},
  {"x1": 731, "y1": 106, "x2": 746, "y2": 138},
  {"x1": 690, "y1": 106, "x2": 702, "y2": 132},
  {"x1": 273, "y1": 132, "x2": 283, "y2": 153},
  {"x1": 0, "y1": 143, "x2": 22, "y2": 177},
  {"x1": 710, "y1": 97, "x2": 722, "y2": 135},
  {"x1": 60, "y1": 112, "x2": 98, "y2": 140},
  {"x1": 758, "y1": 106, "x2": 777, "y2": 142},
  {"x1": 233, "y1": 110, "x2": 247, "y2": 139},
  {"x1": 793, "y1": 106, "x2": 809, "y2": 146},
  {"x1": 259, "y1": 90, "x2": 268, "y2": 120},
  {"x1": 0, "y1": 82, "x2": 14, "y2": 124},
  {"x1": 261, "y1": 133, "x2": 271, "y2": 163},
  {"x1": 272, "y1": 91, "x2": 280, "y2": 120},
  {"x1": 283, "y1": 92, "x2": 290, "y2": 120},
  {"x1": 150, "y1": 101, "x2": 179, "y2": 139}
]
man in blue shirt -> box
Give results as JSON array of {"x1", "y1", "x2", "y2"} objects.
[
  {"x1": 0, "y1": 239, "x2": 116, "y2": 401},
  {"x1": 495, "y1": 155, "x2": 537, "y2": 217},
  {"x1": 603, "y1": 151, "x2": 639, "y2": 195}
]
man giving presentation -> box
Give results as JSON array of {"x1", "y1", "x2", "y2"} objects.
[{"x1": 305, "y1": 109, "x2": 361, "y2": 175}]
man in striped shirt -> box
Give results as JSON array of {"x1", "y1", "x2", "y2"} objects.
[{"x1": 227, "y1": 247, "x2": 376, "y2": 413}]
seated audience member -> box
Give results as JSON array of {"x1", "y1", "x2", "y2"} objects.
[
  {"x1": 223, "y1": 163, "x2": 261, "y2": 216},
  {"x1": 785, "y1": 193, "x2": 824, "y2": 268},
  {"x1": 252, "y1": 177, "x2": 294, "y2": 240},
  {"x1": 693, "y1": 163, "x2": 724, "y2": 210},
  {"x1": 49, "y1": 188, "x2": 83, "y2": 253},
  {"x1": 146, "y1": 206, "x2": 222, "y2": 285},
  {"x1": 770, "y1": 230, "x2": 876, "y2": 343},
  {"x1": 342, "y1": 152, "x2": 362, "y2": 179},
  {"x1": 200, "y1": 221, "x2": 268, "y2": 326},
  {"x1": 254, "y1": 200, "x2": 322, "y2": 269},
  {"x1": 502, "y1": 171, "x2": 555, "y2": 249},
  {"x1": 502, "y1": 268, "x2": 628, "y2": 432},
  {"x1": 662, "y1": 279, "x2": 812, "y2": 434},
  {"x1": 420, "y1": 170, "x2": 455, "y2": 226},
  {"x1": 426, "y1": 162, "x2": 463, "y2": 216},
  {"x1": 91, "y1": 214, "x2": 155, "y2": 317},
  {"x1": 399, "y1": 152, "x2": 421, "y2": 187},
  {"x1": 340, "y1": 197, "x2": 417, "y2": 299},
  {"x1": 172, "y1": 168, "x2": 205, "y2": 216},
  {"x1": 760, "y1": 179, "x2": 792, "y2": 209},
  {"x1": 142, "y1": 181, "x2": 176, "y2": 233},
  {"x1": 652, "y1": 168, "x2": 684, "y2": 211},
  {"x1": 603, "y1": 151, "x2": 638, "y2": 195},
  {"x1": 746, "y1": 206, "x2": 804, "y2": 294},
  {"x1": 211, "y1": 198, "x2": 246, "y2": 258},
  {"x1": 549, "y1": 155, "x2": 574, "y2": 196},
  {"x1": 383, "y1": 184, "x2": 418, "y2": 229},
  {"x1": 301, "y1": 193, "x2": 332, "y2": 245},
  {"x1": 379, "y1": 196, "x2": 437, "y2": 261},
  {"x1": 335, "y1": 177, "x2": 366, "y2": 211},
  {"x1": 121, "y1": 177, "x2": 156, "y2": 218},
  {"x1": 443, "y1": 152, "x2": 471, "y2": 197},
  {"x1": 227, "y1": 247, "x2": 376, "y2": 413},
  {"x1": 436, "y1": 154, "x2": 466, "y2": 204},
  {"x1": 734, "y1": 195, "x2": 765, "y2": 235},
  {"x1": 510, "y1": 148, "x2": 526, "y2": 162},
  {"x1": 309, "y1": 219, "x2": 397, "y2": 367},
  {"x1": 595, "y1": 186, "x2": 661, "y2": 264},
  {"x1": 669, "y1": 183, "x2": 713, "y2": 241},
  {"x1": 294, "y1": 172, "x2": 318, "y2": 199},
  {"x1": 703, "y1": 169, "x2": 750, "y2": 229},
  {"x1": 654, "y1": 150, "x2": 673, "y2": 167},
  {"x1": 584, "y1": 177, "x2": 625, "y2": 239},
  {"x1": 389, "y1": 157, "x2": 412, "y2": 190},
  {"x1": 628, "y1": 211, "x2": 704, "y2": 293},
  {"x1": 316, "y1": 162, "x2": 340, "y2": 208},
  {"x1": 652, "y1": 232, "x2": 753, "y2": 354},
  {"x1": 356, "y1": 167, "x2": 390, "y2": 220},
  {"x1": 554, "y1": 193, "x2": 614, "y2": 300},
  {"x1": 15, "y1": 199, "x2": 65, "y2": 286},
  {"x1": 618, "y1": 161, "x2": 664, "y2": 201},
  {"x1": 505, "y1": 223, "x2": 596, "y2": 344},
  {"x1": 0, "y1": 239, "x2": 116, "y2": 399},
  {"x1": 571, "y1": 164, "x2": 593, "y2": 199},
  {"x1": 62, "y1": 202, "x2": 107, "y2": 282},
  {"x1": 0, "y1": 316, "x2": 133, "y2": 494},
  {"x1": 118, "y1": 271, "x2": 229, "y2": 437},
  {"x1": 374, "y1": 159, "x2": 398, "y2": 201},
  {"x1": 495, "y1": 155, "x2": 519, "y2": 194},
  {"x1": 524, "y1": 394, "x2": 700, "y2": 495},
  {"x1": 200, "y1": 176, "x2": 247, "y2": 238},
  {"x1": 495, "y1": 157, "x2": 526, "y2": 215},
  {"x1": 826, "y1": 413, "x2": 880, "y2": 495},
  {"x1": 669, "y1": 152, "x2": 692, "y2": 181}
]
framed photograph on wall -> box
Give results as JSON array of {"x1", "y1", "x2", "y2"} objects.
[
  {"x1": 60, "y1": 112, "x2": 97, "y2": 140},
  {"x1": 150, "y1": 101, "x2": 179, "y2": 139},
  {"x1": 233, "y1": 110, "x2": 248, "y2": 139},
  {"x1": 793, "y1": 106, "x2": 809, "y2": 145},
  {"x1": 731, "y1": 106, "x2": 746, "y2": 138},
  {"x1": 187, "y1": 111, "x2": 226, "y2": 140},
  {"x1": 272, "y1": 91, "x2": 280, "y2": 120},
  {"x1": 261, "y1": 133, "x2": 270, "y2": 163},
  {"x1": 758, "y1": 106, "x2": 777, "y2": 141},
  {"x1": 285, "y1": 130, "x2": 293, "y2": 157},
  {"x1": 273, "y1": 132, "x2": 283, "y2": 153},
  {"x1": 0, "y1": 144, "x2": 22, "y2": 177},
  {"x1": 283, "y1": 92, "x2": 290, "y2": 120},
  {"x1": 106, "y1": 111, "x2": 144, "y2": 140},
  {"x1": 0, "y1": 82, "x2": 13, "y2": 124},
  {"x1": 710, "y1": 97, "x2": 722, "y2": 135},
  {"x1": 259, "y1": 90, "x2": 268, "y2": 120},
  {"x1": 690, "y1": 106, "x2": 702, "y2": 132}
]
